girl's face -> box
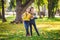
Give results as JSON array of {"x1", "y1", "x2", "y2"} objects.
[{"x1": 26, "y1": 8, "x2": 30, "y2": 12}]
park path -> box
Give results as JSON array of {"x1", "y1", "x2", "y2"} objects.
[{"x1": 36, "y1": 22, "x2": 60, "y2": 30}]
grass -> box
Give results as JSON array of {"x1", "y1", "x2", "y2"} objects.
[{"x1": 0, "y1": 16, "x2": 60, "y2": 40}]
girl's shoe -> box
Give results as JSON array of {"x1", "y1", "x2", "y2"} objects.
[{"x1": 26, "y1": 34, "x2": 31, "y2": 37}]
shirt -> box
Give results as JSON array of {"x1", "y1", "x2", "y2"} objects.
[{"x1": 22, "y1": 12, "x2": 32, "y2": 21}]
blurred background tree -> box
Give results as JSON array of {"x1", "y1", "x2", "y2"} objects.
[{"x1": 0, "y1": 0, "x2": 60, "y2": 23}]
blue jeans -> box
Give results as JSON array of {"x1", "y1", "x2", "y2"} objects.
[
  {"x1": 24, "y1": 21, "x2": 29, "y2": 35},
  {"x1": 29, "y1": 19, "x2": 40, "y2": 36}
]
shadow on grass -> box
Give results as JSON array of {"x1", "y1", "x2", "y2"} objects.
[{"x1": 0, "y1": 30, "x2": 60, "y2": 40}]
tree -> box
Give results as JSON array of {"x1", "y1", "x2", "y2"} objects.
[
  {"x1": 0, "y1": 0, "x2": 2, "y2": 19},
  {"x1": 8, "y1": 0, "x2": 16, "y2": 11},
  {"x1": 1, "y1": 0, "x2": 6, "y2": 22},
  {"x1": 0, "y1": 12, "x2": 2, "y2": 19},
  {"x1": 48, "y1": 0, "x2": 59, "y2": 18},
  {"x1": 34, "y1": 0, "x2": 46, "y2": 18},
  {"x1": 11, "y1": 0, "x2": 34, "y2": 23}
]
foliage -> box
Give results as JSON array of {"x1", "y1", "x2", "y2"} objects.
[
  {"x1": 34, "y1": 0, "x2": 44, "y2": 6},
  {"x1": 22, "y1": 0, "x2": 26, "y2": 5},
  {"x1": 51, "y1": 0, "x2": 59, "y2": 12},
  {"x1": 0, "y1": 0, "x2": 8, "y2": 11},
  {"x1": 8, "y1": 0, "x2": 16, "y2": 10}
]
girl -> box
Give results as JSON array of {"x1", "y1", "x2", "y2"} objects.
[
  {"x1": 29, "y1": 7, "x2": 40, "y2": 36},
  {"x1": 22, "y1": 8, "x2": 32, "y2": 36}
]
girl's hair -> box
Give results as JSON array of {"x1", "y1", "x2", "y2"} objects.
[
  {"x1": 30, "y1": 7, "x2": 34, "y2": 9},
  {"x1": 30, "y1": 7, "x2": 34, "y2": 11}
]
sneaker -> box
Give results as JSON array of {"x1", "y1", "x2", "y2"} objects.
[{"x1": 26, "y1": 34, "x2": 31, "y2": 37}]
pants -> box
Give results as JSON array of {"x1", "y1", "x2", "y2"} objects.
[
  {"x1": 24, "y1": 21, "x2": 29, "y2": 35},
  {"x1": 29, "y1": 19, "x2": 40, "y2": 36}
]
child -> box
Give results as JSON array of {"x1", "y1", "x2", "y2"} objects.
[
  {"x1": 29, "y1": 7, "x2": 40, "y2": 36},
  {"x1": 22, "y1": 9, "x2": 32, "y2": 36}
]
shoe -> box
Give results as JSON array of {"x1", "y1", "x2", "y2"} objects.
[{"x1": 26, "y1": 34, "x2": 31, "y2": 37}]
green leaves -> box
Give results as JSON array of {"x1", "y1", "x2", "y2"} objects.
[{"x1": 34, "y1": 0, "x2": 47, "y2": 6}]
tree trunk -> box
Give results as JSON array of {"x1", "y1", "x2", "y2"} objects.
[
  {"x1": 48, "y1": 0, "x2": 56, "y2": 18},
  {"x1": 11, "y1": 0, "x2": 34, "y2": 24},
  {"x1": 1, "y1": 0, "x2": 6, "y2": 22},
  {"x1": 51, "y1": 10, "x2": 55, "y2": 18},
  {"x1": 48, "y1": 0, "x2": 51, "y2": 18},
  {"x1": 38, "y1": 5, "x2": 41, "y2": 18},
  {"x1": 0, "y1": 12, "x2": 2, "y2": 19}
]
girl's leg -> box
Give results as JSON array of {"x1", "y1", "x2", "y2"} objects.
[
  {"x1": 33, "y1": 22, "x2": 40, "y2": 36},
  {"x1": 30, "y1": 23, "x2": 32, "y2": 36},
  {"x1": 24, "y1": 21, "x2": 29, "y2": 36}
]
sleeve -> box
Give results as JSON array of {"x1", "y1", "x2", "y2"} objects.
[
  {"x1": 28, "y1": 14, "x2": 32, "y2": 19},
  {"x1": 22, "y1": 13, "x2": 25, "y2": 20},
  {"x1": 33, "y1": 13, "x2": 37, "y2": 19}
]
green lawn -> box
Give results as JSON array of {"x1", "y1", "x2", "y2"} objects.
[{"x1": 0, "y1": 16, "x2": 60, "y2": 40}]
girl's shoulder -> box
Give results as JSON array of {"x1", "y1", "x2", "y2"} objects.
[
  {"x1": 28, "y1": 13, "x2": 32, "y2": 15},
  {"x1": 23, "y1": 12, "x2": 27, "y2": 15}
]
